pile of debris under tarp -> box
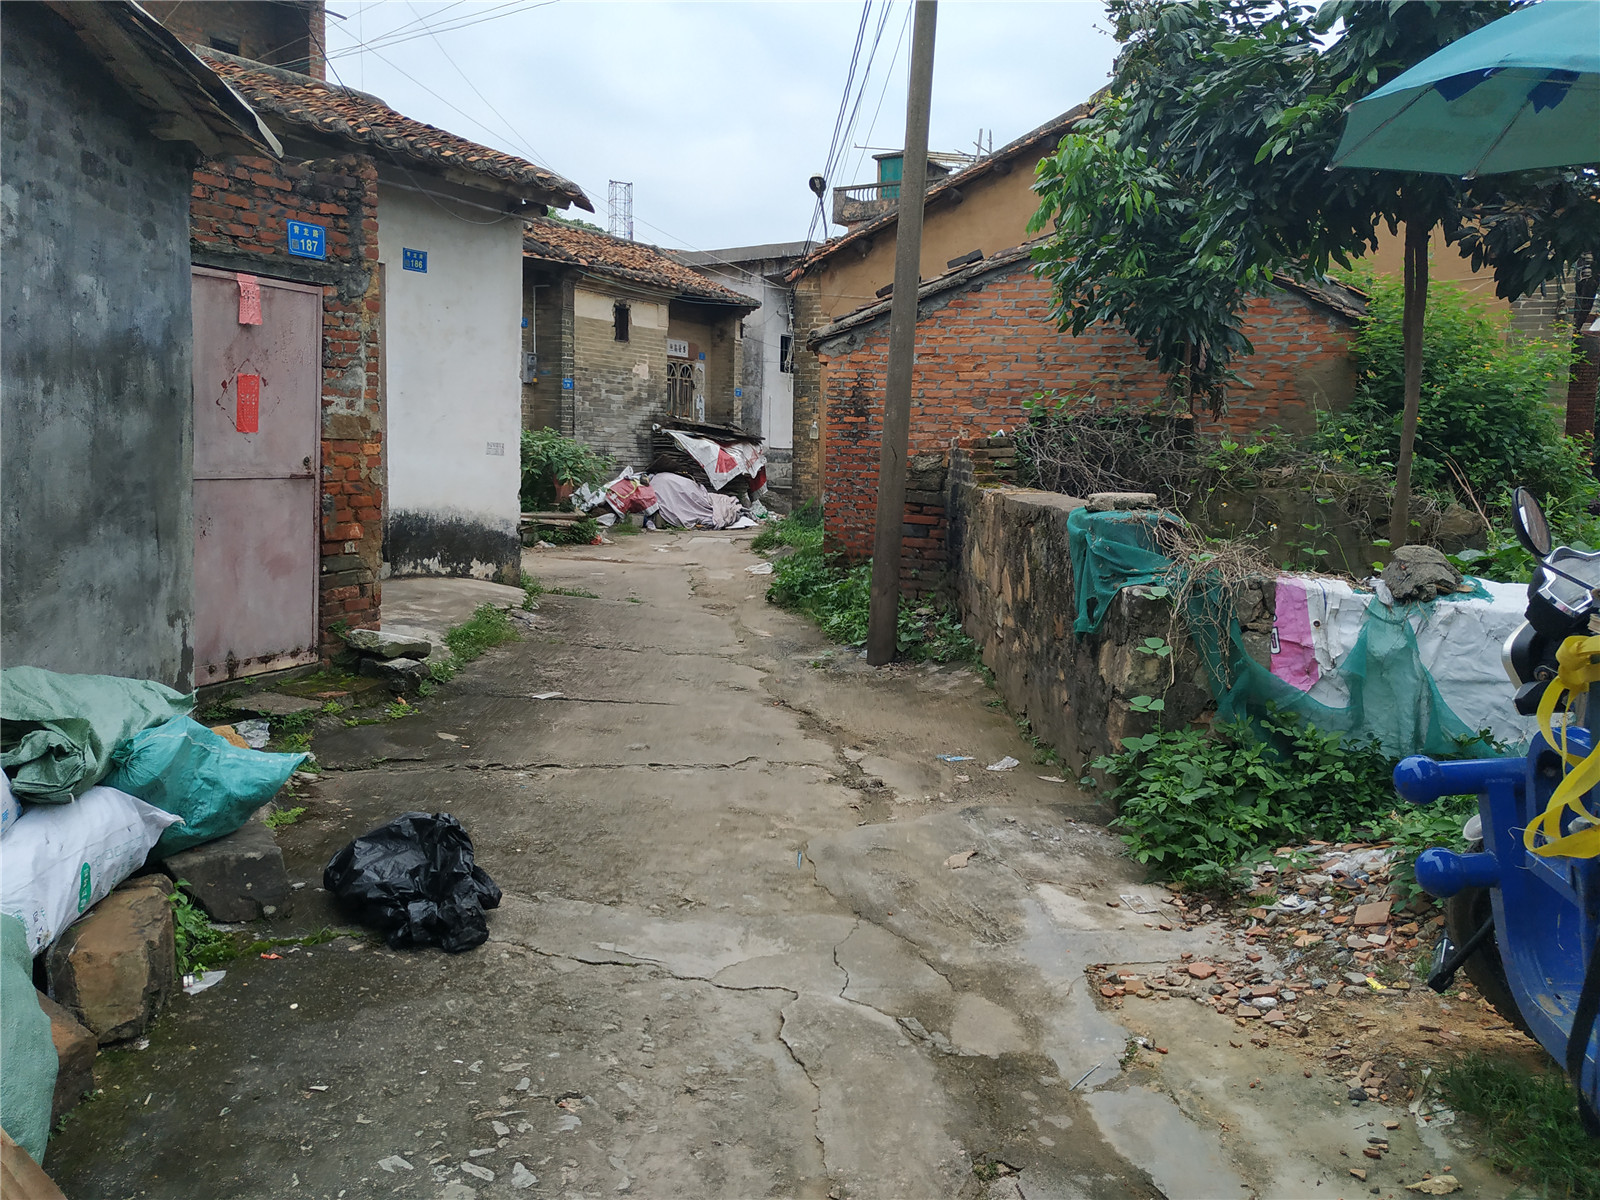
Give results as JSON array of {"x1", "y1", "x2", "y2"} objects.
[
  {"x1": 0, "y1": 666, "x2": 307, "y2": 1169},
  {"x1": 527, "y1": 419, "x2": 770, "y2": 543}
]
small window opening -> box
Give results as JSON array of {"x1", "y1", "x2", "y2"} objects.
[
  {"x1": 779, "y1": 334, "x2": 794, "y2": 374},
  {"x1": 613, "y1": 302, "x2": 630, "y2": 342},
  {"x1": 209, "y1": 35, "x2": 242, "y2": 55}
]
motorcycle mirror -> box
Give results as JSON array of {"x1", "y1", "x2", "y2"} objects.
[{"x1": 1512, "y1": 487, "x2": 1552, "y2": 558}]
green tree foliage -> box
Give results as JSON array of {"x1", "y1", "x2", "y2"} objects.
[
  {"x1": 1319, "y1": 273, "x2": 1587, "y2": 508},
  {"x1": 1031, "y1": 0, "x2": 1599, "y2": 535}
]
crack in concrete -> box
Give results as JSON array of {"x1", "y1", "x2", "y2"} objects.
[
  {"x1": 451, "y1": 691, "x2": 679, "y2": 707},
  {"x1": 322, "y1": 756, "x2": 812, "y2": 775},
  {"x1": 520, "y1": 946, "x2": 800, "y2": 999},
  {"x1": 832, "y1": 918, "x2": 861, "y2": 1002}
]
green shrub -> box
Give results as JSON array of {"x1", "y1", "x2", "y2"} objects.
[
  {"x1": 1096, "y1": 707, "x2": 1396, "y2": 886},
  {"x1": 520, "y1": 429, "x2": 612, "y2": 511},
  {"x1": 1322, "y1": 272, "x2": 1587, "y2": 512}
]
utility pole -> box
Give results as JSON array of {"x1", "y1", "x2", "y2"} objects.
[{"x1": 865, "y1": 0, "x2": 937, "y2": 665}]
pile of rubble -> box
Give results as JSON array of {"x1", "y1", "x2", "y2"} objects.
[
  {"x1": 342, "y1": 627, "x2": 433, "y2": 690},
  {"x1": 1095, "y1": 843, "x2": 1444, "y2": 1041}
]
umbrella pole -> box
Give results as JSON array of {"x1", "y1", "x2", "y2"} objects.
[{"x1": 1390, "y1": 218, "x2": 1430, "y2": 546}]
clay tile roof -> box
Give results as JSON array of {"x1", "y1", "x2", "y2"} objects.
[
  {"x1": 201, "y1": 51, "x2": 591, "y2": 211},
  {"x1": 523, "y1": 218, "x2": 756, "y2": 307}
]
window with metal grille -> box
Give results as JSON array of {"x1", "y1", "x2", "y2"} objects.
[
  {"x1": 667, "y1": 361, "x2": 694, "y2": 417},
  {"x1": 613, "y1": 302, "x2": 630, "y2": 342},
  {"x1": 779, "y1": 334, "x2": 794, "y2": 374}
]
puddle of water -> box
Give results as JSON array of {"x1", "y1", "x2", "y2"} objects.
[{"x1": 1084, "y1": 1086, "x2": 1246, "y2": 1200}]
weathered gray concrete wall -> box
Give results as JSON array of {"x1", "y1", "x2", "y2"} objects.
[
  {"x1": 1, "y1": 7, "x2": 198, "y2": 688},
  {"x1": 946, "y1": 475, "x2": 1216, "y2": 775}
]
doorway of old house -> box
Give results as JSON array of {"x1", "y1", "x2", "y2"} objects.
[{"x1": 191, "y1": 267, "x2": 322, "y2": 683}]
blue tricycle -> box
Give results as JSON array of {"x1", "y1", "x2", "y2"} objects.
[{"x1": 1393, "y1": 488, "x2": 1599, "y2": 1131}]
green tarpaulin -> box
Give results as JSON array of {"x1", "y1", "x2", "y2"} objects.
[
  {"x1": 1067, "y1": 507, "x2": 1486, "y2": 757},
  {"x1": 1, "y1": 666, "x2": 193, "y2": 803}
]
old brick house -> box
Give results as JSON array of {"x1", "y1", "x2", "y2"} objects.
[
  {"x1": 673, "y1": 241, "x2": 809, "y2": 496},
  {"x1": 155, "y1": 4, "x2": 589, "y2": 681},
  {"x1": 2, "y1": 0, "x2": 278, "y2": 689},
  {"x1": 787, "y1": 106, "x2": 1090, "y2": 505},
  {"x1": 522, "y1": 219, "x2": 757, "y2": 469},
  {"x1": 810, "y1": 244, "x2": 1366, "y2": 590}
]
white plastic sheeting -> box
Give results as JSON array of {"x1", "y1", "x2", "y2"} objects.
[{"x1": 1272, "y1": 576, "x2": 1536, "y2": 748}]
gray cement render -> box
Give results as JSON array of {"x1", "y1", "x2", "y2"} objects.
[
  {"x1": 46, "y1": 534, "x2": 1504, "y2": 1198},
  {"x1": 1, "y1": 6, "x2": 199, "y2": 688}
]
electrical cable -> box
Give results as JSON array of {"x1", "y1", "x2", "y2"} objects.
[
  {"x1": 805, "y1": 0, "x2": 873, "y2": 251},
  {"x1": 844, "y1": 2, "x2": 912, "y2": 190}
]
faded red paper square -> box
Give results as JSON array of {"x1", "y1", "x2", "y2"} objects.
[{"x1": 237, "y1": 273, "x2": 262, "y2": 325}]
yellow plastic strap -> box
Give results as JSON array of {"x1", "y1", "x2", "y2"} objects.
[{"x1": 1526, "y1": 634, "x2": 1600, "y2": 858}]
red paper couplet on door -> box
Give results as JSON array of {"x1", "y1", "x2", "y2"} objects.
[
  {"x1": 235, "y1": 373, "x2": 260, "y2": 433},
  {"x1": 237, "y1": 273, "x2": 263, "y2": 325}
]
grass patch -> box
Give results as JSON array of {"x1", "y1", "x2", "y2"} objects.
[
  {"x1": 170, "y1": 887, "x2": 236, "y2": 975},
  {"x1": 242, "y1": 928, "x2": 343, "y2": 956},
  {"x1": 548, "y1": 586, "x2": 600, "y2": 599},
  {"x1": 765, "y1": 538, "x2": 978, "y2": 665},
  {"x1": 443, "y1": 604, "x2": 518, "y2": 663},
  {"x1": 1438, "y1": 1056, "x2": 1600, "y2": 1198},
  {"x1": 521, "y1": 572, "x2": 544, "y2": 610},
  {"x1": 752, "y1": 503, "x2": 824, "y2": 554},
  {"x1": 263, "y1": 804, "x2": 306, "y2": 830}
]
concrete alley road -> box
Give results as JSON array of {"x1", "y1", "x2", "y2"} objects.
[{"x1": 49, "y1": 530, "x2": 1493, "y2": 1200}]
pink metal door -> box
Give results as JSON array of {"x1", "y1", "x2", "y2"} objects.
[{"x1": 191, "y1": 267, "x2": 322, "y2": 682}]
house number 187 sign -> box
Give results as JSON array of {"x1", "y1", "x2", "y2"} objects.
[{"x1": 286, "y1": 220, "x2": 326, "y2": 259}]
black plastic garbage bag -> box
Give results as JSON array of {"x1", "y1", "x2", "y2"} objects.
[{"x1": 323, "y1": 812, "x2": 501, "y2": 953}]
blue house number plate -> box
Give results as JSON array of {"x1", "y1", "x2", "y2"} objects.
[
  {"x1": 403, "y1": 248, "x2": 428, "y2": 273},
  {"x1": 286, "y1": 220, "x2": 326, "y2": 260}
]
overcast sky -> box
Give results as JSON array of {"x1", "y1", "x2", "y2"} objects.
[{"x1": 324, "y1": 1, "x2": 1119, "y2": 253}]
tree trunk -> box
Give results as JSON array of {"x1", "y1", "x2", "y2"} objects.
[
  {"x1": 1389, "y1": 219, "x2": 1430, "y2": 545},
  {"x1": 1562, "y1": 255, "x2": 1598, "y2": 452}
]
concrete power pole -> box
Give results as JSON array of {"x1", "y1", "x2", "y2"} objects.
[{"x1": 865, "y1": 0, "x2": 937, "y2": 665}]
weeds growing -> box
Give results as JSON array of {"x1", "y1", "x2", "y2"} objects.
[
  {"x1": 169, "y1": 887, "x2": 236, "y2": 975},
  {"x1": 263, "y1": 804, "x2": 306, "y2": 830},
  {"x1": 1437, "y1": 1056, "x2": 1600, "y2": 1198},
  {"x1": 443, "y1": 604, "x2": 518, "y2": 663}
]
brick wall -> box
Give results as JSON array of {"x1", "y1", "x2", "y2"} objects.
[
  {"x1": 816, "y1": 262, "x2": 1357, "y2": 569},
  {"x1": 571, "y1": 306, "x2": 669, "y2": 467},
  {"x1": 190, "y1": 150, "x2": 383, "y2": 658},
  {"x1": 147, "y1": 1, "x2": 324, "y2": 78}
]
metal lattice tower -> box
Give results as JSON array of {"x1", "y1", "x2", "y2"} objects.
[{"x1": 607, "y1": 180, "x2": 634, "y2": 241}]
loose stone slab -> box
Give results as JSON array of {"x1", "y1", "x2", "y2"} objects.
[
  {"x1": 161, "y1": 821, "x2": 290, "y2": 922},
  {"x1": 1088, "y1": 492, "x2": 1159, "y2": 512},
  {"x1": 232, "y1": 692, "x2": 320, "y2": 717},
  {"x1": 343, "y1": 628, "x2": 433, "y2": 659}
]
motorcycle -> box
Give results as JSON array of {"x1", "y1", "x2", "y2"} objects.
[{"x1": 1393, "y1": 487, "x2": 1600, "y2": 1132}]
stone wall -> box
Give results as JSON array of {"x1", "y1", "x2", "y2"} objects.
[{"x1": 947, "y1": 478, "x2": 1219, "y2": 774}]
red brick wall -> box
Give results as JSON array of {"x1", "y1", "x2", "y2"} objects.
[
  {"x1": 818, "y1": 264, "x2": 1357, "y2": 564},
  {"x1": 191, "y1": 151, "x2": 384, "y2": 658}
]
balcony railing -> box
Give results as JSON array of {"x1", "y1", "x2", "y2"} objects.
[{"x1": 832, "y1": 180, "x2": 912, "y2": 228}]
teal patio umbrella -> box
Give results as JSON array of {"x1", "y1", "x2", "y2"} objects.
[{"x1": 1332, "y1": 0, "x2": 1600, "y2": 176}]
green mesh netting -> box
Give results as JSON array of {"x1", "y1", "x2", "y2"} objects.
[{"x1": 1067, "y1": 507, "x2": 1482, "y2": 757}]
